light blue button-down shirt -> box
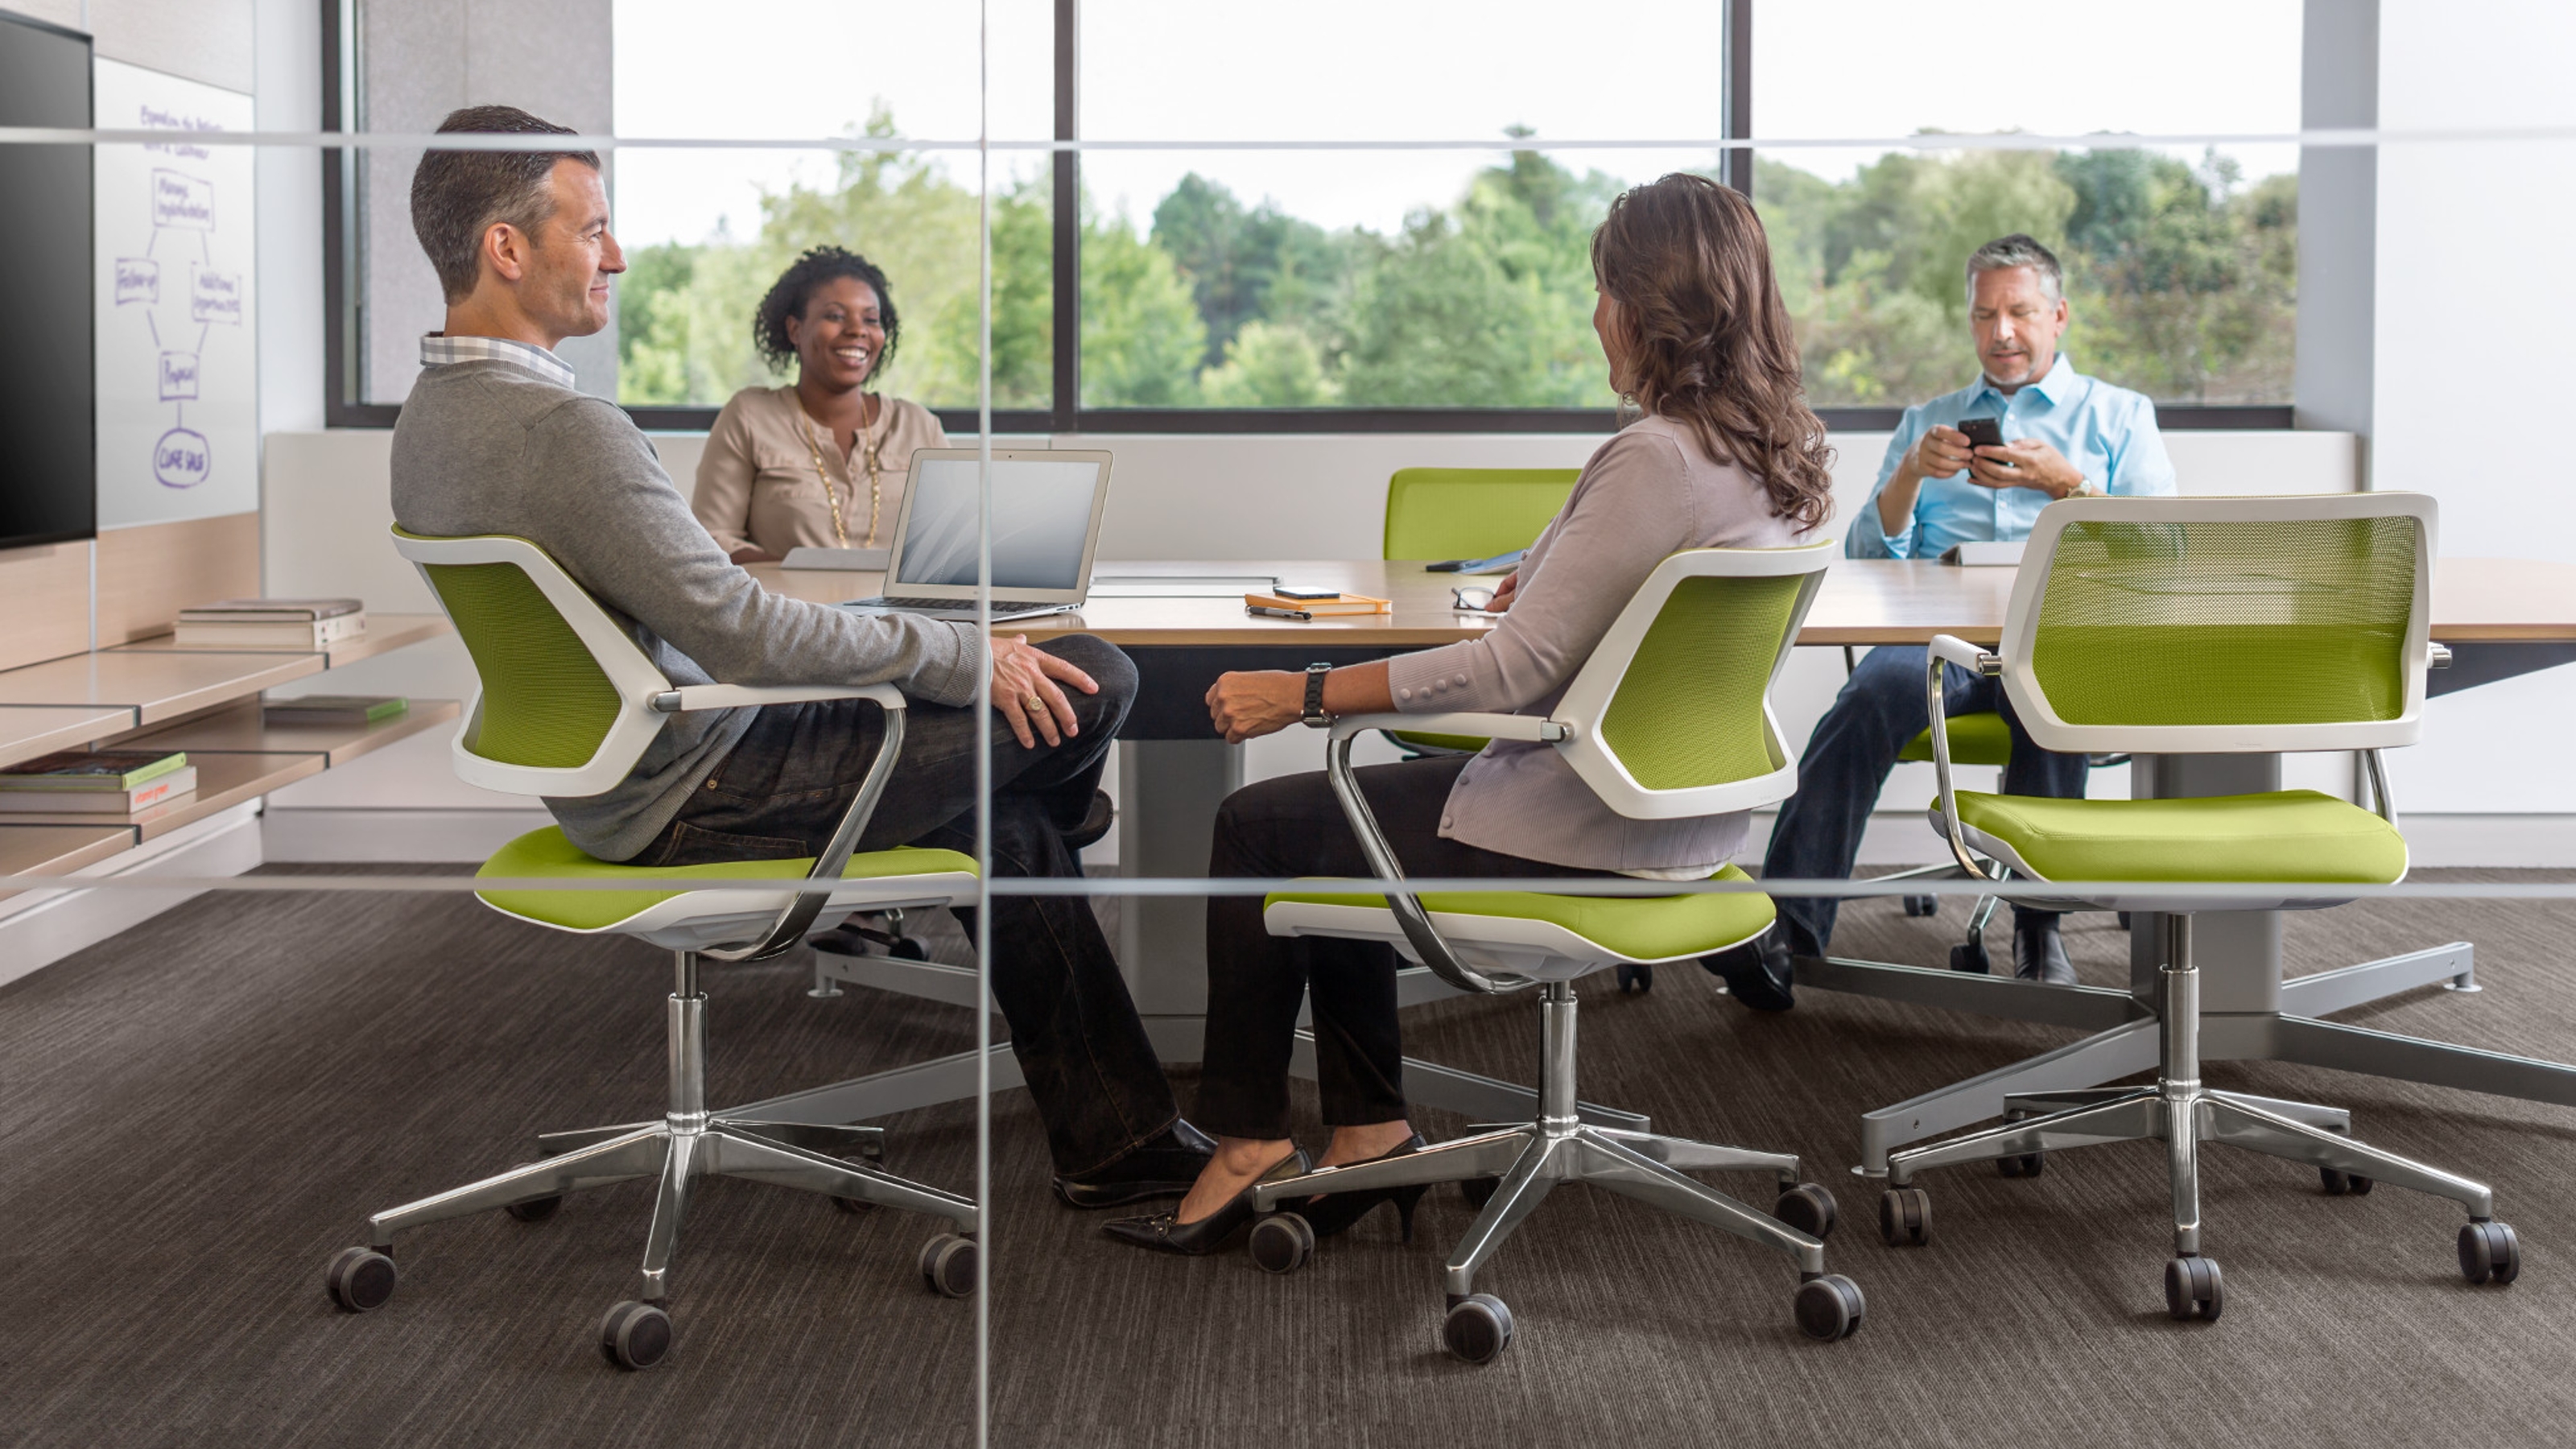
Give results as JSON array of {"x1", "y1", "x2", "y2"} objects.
[{"x1": 1847, "y1": 353, "x2": 2177, "y2": 559}]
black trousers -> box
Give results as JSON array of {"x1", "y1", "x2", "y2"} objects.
[
  {"x1": 1193, "y1": 755, "x2": 1615, "y2": 1142},
  {"x1": 630, "y1": 634, "x2": 1177, "y2": 1178}
]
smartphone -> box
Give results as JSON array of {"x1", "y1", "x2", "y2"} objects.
[
  {"x1": 1954, "y1": 416, "x2": 2005, "y2": 451},
  {"x1": 1272, "y1": 587, "x2": 1341, "y2": 601}
]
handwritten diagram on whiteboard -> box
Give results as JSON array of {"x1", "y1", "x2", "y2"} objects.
[{"x1": 93, "y1": 60, "x2": 257, "y2": 529}]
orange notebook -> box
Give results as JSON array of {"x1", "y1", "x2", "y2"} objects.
[{"x1": 1245, "y1": 591, "x2": 1390, "y2": 616}]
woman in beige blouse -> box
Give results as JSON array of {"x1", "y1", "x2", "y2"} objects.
[{"x1": 693, "y1": 246, "x2": 948, "y2": 563}]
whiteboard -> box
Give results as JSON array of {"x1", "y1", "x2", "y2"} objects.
[{"x1": 93, "y1": 60, "x2": 257, "y2": 529}]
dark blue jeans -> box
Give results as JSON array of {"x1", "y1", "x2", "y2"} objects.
[
  {"x1": 630, "y1": 634, "x2": 1177, "y2": 1179},
  {"x1": 1761, "y1": 645, "x2": 2087, "y2": 957}
]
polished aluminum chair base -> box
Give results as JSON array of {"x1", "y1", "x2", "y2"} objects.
[
  {"x1": 1253, "y1": 979, "x2": 1855, "y2": 1346},
  {"x1": 1882, "y1": 917, "x2": 2515, "y2": 1313},
  {"x1": 357, "y1": 951, "x2": 979, "y2": 1309}
]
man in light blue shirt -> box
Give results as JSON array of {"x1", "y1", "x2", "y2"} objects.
[{"x1": 1724, "y1": 236, "x2": 2177, "y2": 1006}]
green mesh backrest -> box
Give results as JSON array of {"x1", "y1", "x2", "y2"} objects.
[
  {"x1": 420, "y1": 560, "x2": 625, "y2": 768},
  {"x1": 1383, "y1": 468, "x2": 1580, "y2": 559},
  {"x1": 1596, "y1": 573, "x2": 1803, "y2": 789},
  {"x1": 2029, "y1": 516, "x2": 2419, "y2": 727}
]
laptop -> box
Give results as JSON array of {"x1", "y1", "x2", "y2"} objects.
[{"x1": 840, "y1": 448, "x2": 1114, "y2": 623}]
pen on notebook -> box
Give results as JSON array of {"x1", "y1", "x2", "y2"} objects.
[{"x1": 1245, "y1": 605, "x2": 1312, "y2": 621}]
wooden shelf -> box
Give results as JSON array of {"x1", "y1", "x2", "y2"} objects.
[
  {"x1": 115, "y1": 698, "x2": 461, "y2": 767},
  {"x1": 0, "y1": 751, "x2": 323, "y2": 841},
  {"x1": 108, "y1": 613, "x2": 454, "y2": 667},
  {"x1": 0, "y1": 650, "x2": 325, "y2": 726},
  {"x1": 0, "y1": 823, "x2": 136, "y2": 881},
  {"x1": 0, "y1": 706, "x2": 142, "y2": 772}
]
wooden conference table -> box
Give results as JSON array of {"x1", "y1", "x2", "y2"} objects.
[{"x1": 742, "y1": 556, "x2": 2576, "y2": 1159}]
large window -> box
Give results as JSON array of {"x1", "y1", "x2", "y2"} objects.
[
  {"x1": 328, "y1": 0, "x2": 2304, "y2": 428},
  {"x1": 1756, "y1": 0, "x2": 2302, "y2": 412}
]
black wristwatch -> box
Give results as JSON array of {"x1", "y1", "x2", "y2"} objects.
[{"x1": 1301, "y1": 662, "x2": 1334, "y2": 729}]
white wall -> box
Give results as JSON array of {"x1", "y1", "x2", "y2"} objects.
[{"x1": 2372, "y1": 0, "x2": 2576, "y2": 819}]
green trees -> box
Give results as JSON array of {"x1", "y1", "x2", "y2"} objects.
[{"x1": 617, "y1": 120, "x2": 2294, "y2": 413}]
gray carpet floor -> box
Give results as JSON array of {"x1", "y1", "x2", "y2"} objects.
[{"x1": 2, "y1": 865, "x2": 2574, "y2": 1447}]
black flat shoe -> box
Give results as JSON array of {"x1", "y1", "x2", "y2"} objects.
[
  {"x1": 1295, "y1": 1133, "x2": 1429, "y2": 1242},
  {"x1": 1051, "y1": 1120, "x2": 1220, "y2": 1209},
  {"x1": 1102, "y1": 1150, "x2": 1313, "y2": 1256},
  {"x1": 1701, "y1": 929, "x2": 1796, "y2": 1011}
]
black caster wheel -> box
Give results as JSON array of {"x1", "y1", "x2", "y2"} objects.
[
  {"x1": 1443, "y1": 1293, "x2": 1514, "y2": 1364},
  {"x1": 598, "y1": 1299, "x2": 673, "y2": 1370},
  {"x1": 1949, "y1": 940, "x2": 1992, "y2": 974},
  {"x1": 324, "y1": 1245, "x2": 397, "y2": 1312},
  {"x1": 1998, "y1": 1150, "x2": 2044, "y2": 1179},
  {"x1": 1773, "y1": 1183, "x2": 1839, "y2": 1239},
  {"x1": 1794, "y1": 1274, "x2": 1866, "y2": 1340},
  {"x1": 1249, "y1": 1212, "x2": 1315, "y2": 1274},
  {"x1": 2459, "y1": 1220, "x2": 2521, "y2": 1286},
  {"x1": 921, "y1": 1233, "x2": 979, "y2": 1298},
  {"x1": 1902, "y1": 894, "x2": 1939, "y2": 918},
  {"x1": 2320, "y1": 1167, "x2": 2373, "y2": 1196},
  {"x1": 1461, "y1": 1176, "x2": 1499, "y2": 1211},
  {"x1": 890, "y1": 937, "x2": 928, "y2": 962},
  {"x1": 1616, "y1": 961, "x2": 1653, "y2": 993},
  {"x1": 2164, "y1": 1255, "x2": 2224, "y2": 1322},
  {"x1": 1877, "y1": 1187, "x2": 1930, "y2": 1247},
  {"x1": 502, "y1": 1163, "x2": 562, "y2": 1223}
]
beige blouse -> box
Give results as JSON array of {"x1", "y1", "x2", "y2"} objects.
[{"x1": 692, "y1": 386, "x2": 949, "y2": 555}]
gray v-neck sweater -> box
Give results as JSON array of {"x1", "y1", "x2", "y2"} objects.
[{"x1": 390, "y1": 354, "x2": 983, "y2": 861}]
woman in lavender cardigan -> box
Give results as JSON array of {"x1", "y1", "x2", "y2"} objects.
[{"x1": 1105, "y1": 172, "x2": 1842, "y2": 1256}]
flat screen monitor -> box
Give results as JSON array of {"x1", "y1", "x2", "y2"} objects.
[{"x1": 0, "y1": 12, "x2": 95, "y2": 550}]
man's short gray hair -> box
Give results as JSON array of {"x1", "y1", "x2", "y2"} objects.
[
  {"x1": 1964, "y1": 233, "x2": 2064, "y2": 308},
  {"x1": 410, "y1": 105, "x2": 600, "y2": 305}
]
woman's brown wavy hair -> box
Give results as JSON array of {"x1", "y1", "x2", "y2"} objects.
[{"x1": 1589, "y1": 173, "x2": 1835, "y2": 530}]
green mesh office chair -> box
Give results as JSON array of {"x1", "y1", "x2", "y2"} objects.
[
  {"x1": 1379, "y1": 467, "x2": 1581, "y2": 758},
  {"x1": 1873, "y1": 493, "x2": 2521, "y2": 1323},
  {"x1": 1245, "y1": 542, "x2": 1868, "y2": 1363},
  {"x1": 322, "y1": 529, "x2": 983, "y2": 1371}
]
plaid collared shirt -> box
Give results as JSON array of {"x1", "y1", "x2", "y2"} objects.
[{"x1": 418, "y1": 332, "x2": 578, "y2": 388}]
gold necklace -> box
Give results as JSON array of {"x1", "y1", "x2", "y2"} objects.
[{"x1": 791, "y1": 392, "x2": 884, "y2": 547}]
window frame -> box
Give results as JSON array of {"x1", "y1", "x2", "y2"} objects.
[{"x1": 318, "y1": 0, "x2": 2294, "y2": 433}]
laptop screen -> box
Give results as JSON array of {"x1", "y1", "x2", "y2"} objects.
[{"x1": 894, "y1": 456, "x2": 1104, "y2": 591}]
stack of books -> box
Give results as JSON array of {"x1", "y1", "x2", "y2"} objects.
[
  {"x1": 173, "y1": 598, "x2": 366, "y2": 650},
  {"x1": 0, "y1": 749, "x2": 197, "y2": 814},
  {"x1": 262, "y1": 695, "x2": 408, "y2": 728},
  {"x1": 1243, "y1": 589, "x2": 1392, "y2": 617}
]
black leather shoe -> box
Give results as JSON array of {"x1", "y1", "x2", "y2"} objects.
[
  {"x1": 2013, "y1": 917, "x2": 2077, "y2": 985},
  {"x1": 1701, "y1": 930, "x2": 1796, "y2": 1011},
  {"x1": 1102, "y1": 1150, "x2": 1313, "y2": 1256},
  {"x1": 1063, "y1": 788, "x2": 1116, "y2": 853},
  {"x1": 1051, "y1": 1119, "x2": 1219, "y2": 1209}
]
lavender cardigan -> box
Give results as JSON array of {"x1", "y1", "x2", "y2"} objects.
[{"x1": 1385, "y1": 415, "x2": 1815, "y2": 873}]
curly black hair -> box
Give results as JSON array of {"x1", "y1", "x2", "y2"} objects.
[{"x1": 752, "y1": 246, "x2": 901, "y2": 378}]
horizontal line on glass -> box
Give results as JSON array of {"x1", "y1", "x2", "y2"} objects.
[
  {"x1": 597, "y1": 407, "x2": 2299, "y2": 436},
  {"x1": 7, "y1": 126, "x2": 2573, "y2": 153},
  {"x1": 0, "y1": 874, "x2": 2566, "y2": 902}
]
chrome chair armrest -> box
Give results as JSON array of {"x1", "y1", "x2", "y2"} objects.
[
  {"x1": 1925, "y1": 641, "x2": 2008, "y2": 889},
  {"x1": 1328, "y1": 711, "x2": 1570, "y2": 745},
  {"x1": 699, "y1": 687, "x2": 912, "y2": 963},
  {"x1": 1319, "y1": 721, "x2": 1525, "y2": 997}
]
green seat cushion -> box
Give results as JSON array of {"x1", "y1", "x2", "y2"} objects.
[
  {"x1": 1951, "y1": 790, "x2": 2405, "y2": 885},
  {"x1": 1899, "y1": 710, "x2": 2013, "y2": 766},
  {"x1": 476, "y1": 826, "x2": 978, "y2": 931},
  {"x1": 1267, "y1": 862, "x2": 1773, "y2": 961}
]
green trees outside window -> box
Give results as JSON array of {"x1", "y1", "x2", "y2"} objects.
[{"x1": 617, "y1": 121, "x2": 2293, "y2": 414}]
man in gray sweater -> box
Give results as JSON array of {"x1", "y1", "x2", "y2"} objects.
[{"x1": 389, "y1": 105, "x2": 1214, "y2": 1207}]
